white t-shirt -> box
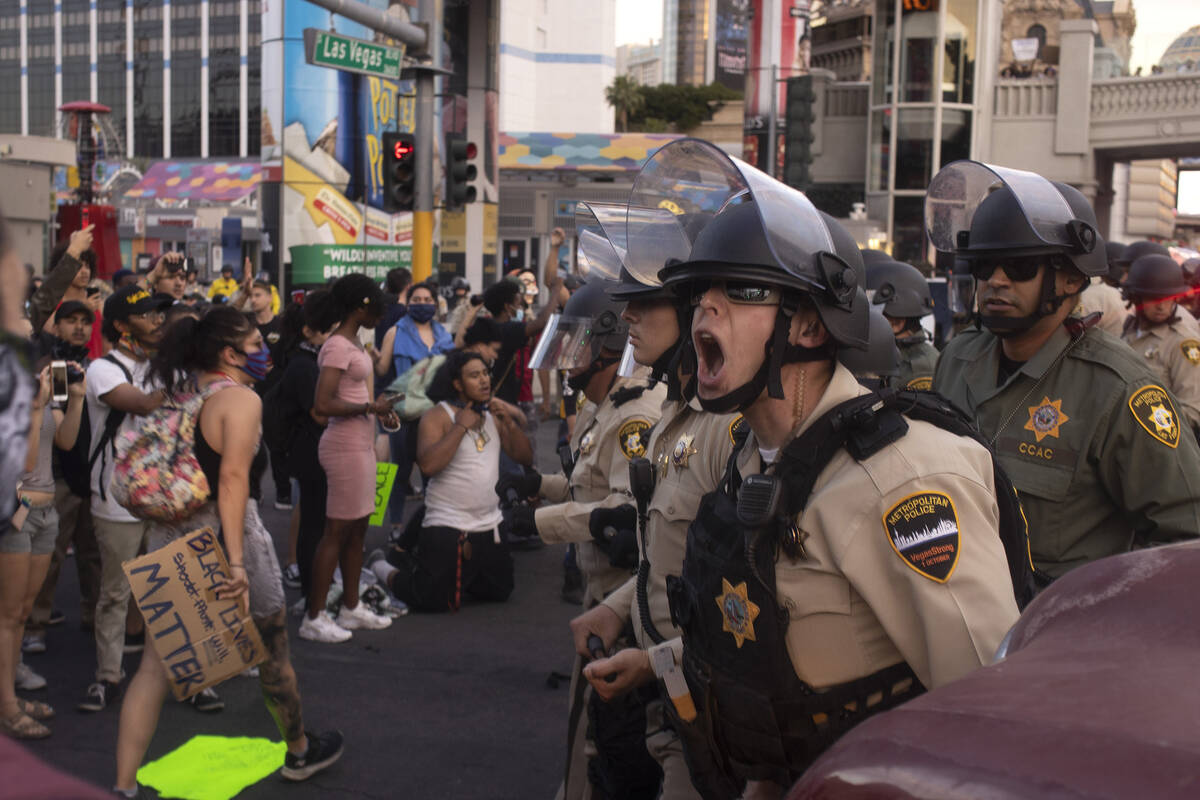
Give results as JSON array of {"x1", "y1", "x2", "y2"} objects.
[{"x1": 85, "y1": 350, "x2": 154, "y2": 522}]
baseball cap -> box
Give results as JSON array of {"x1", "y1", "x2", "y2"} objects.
[
  {"x1": 103, "y1": 284, "x2": 173, "y2": 321},
  {"x1": 111, "y1": 268, "x2": 134, "y2": 284},
  {"x1": 221, "y1": 264, "x2": 234, "y2": 274},
  {"x1": 55, "y1": 299, "x2": 93, "y2": 322}
]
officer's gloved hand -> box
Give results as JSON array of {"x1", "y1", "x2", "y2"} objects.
[
  {"x1": 589, "y1": 505, "x2": 639, "y2": 569},
  {"x1": 495, "y1": 467, "x2": 542, "y2": 506},
  {"x1": 505, "y1": 504, "x2": 539, "y2": 539}
]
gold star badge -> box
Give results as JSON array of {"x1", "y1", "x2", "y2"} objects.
[
  {"x1": 1024, "y1": 397, "x2": 1069, "y2": 442},
  {"x1": 1149, "y1": 403, "x2": 1178, "y2": 439},
  {"x1": 715, "y1": 578, "x2": 760, "y2": 649},
  {"x1": 671, "y1": 434, "x2": 698, "y2": 470}
]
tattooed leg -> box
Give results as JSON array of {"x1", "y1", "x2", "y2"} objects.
[{"x1": 254, "y1": 610, "x2": 307, "y2": 753}]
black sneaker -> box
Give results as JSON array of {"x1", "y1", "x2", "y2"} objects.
[
  {"x1": 281, "y1": 730, "x2": 344, "y2": 781},
  {"x1": 188, "y1": 686, "x2": 224, "y2": 713},
  {"x1": 78, "y1": 680, "x2": 122, "y2": 712},
  {"x1": 47, "y1": 609, "x2": 66, "y2": 626},
  {"x1": 123, "y1": 632, "x2": 145, "y2": 654},
  {"x1": 274, "y1": 490, "x2": 294, "y2": 511}
]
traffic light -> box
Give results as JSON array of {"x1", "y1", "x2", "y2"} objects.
[
  {"x1": 383, "y1": 131, "x2": 416, "y2": 212},
  {"x1": 783, "y1": 75, "x2": 816, "y2": 191},
  {"x1": 446, "y1": 135, "x2": 478, "y2": 209}
]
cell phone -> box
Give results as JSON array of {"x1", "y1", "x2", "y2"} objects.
[
  {"x1": 291, "y1": 289, "x2": 306, "y2": 304},
  {"x1": 50, "y1": 360, "x2": 69, "y2": 404},
  {"x1": 86, "y1": 286, "x2": 100, "y2": 297}
]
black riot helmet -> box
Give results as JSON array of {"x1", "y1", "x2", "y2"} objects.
[
  {"x1": 860, "y1": 249, "x2": 894, "y2": 268},
  {"x1": 838, "y1": 306, "x2": 901, "y2": 389},
  {"x1": 1105, "y1": 240, "x2": 1128, "y2": 283},
  {"x1": 866, "y1": 260, "x2": 934, "y2": 320},
  {"x1": 1118, "y1": 240, "x2": 1171, "y2": 268},
  {"x1": 1123, "y1": 254, "x2": 1190, "y2": 302},
  {"x1": 528, "y1": 277, "x2": 629, "y2": 392}
]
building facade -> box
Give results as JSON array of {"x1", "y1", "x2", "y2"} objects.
[
  {"x1": 499, "y1": 0, "x2": 616, "y2": 133},
  {"x1": 616, "y1": 40, "x2": 664, "y2": 87},
  {"x1": 0, "y1": 0, "x2": 261, "y2": 159}
]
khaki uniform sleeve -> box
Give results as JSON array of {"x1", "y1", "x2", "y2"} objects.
[
  {"x1": 829, "y1": 469, "x2": 1020, "y2": 690},
  {"x1": 601, "y1": 576, "x2": 636, "y2": 622},
  {"x1": 1162, "y1": 334, "x2": 1200, "y2": 433},
  {"x1": 539, "y1": 472, "x2": 570, "y2": 504},
  {"x1": 1094, "y1": 380, "x2": 1200, "y2": 547},
  {"x1": 533, "y1": 439, "x2": 635, "y2": 543}
]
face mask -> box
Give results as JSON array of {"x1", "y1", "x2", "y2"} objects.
[
  {"x1": 238, "y1": 348, "x2": 270, "y2": 381},
  {"x1": 513, "y1": 307, "x2": 526, "y2": 322},
  {"x1": 407, "y1": 303, "x2": 437, "y2": 323}
]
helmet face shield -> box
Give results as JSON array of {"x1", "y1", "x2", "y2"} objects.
[
  {"x1": 575, "y1": 202, "x2": 629, "y2": 281},
  {"x1": 528, "y1": 314, "x2": 599, "y2": 370}
]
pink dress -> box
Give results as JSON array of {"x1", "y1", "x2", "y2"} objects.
[{"x1": 318, "y1": 334, "x2": 377, "y2": 520}]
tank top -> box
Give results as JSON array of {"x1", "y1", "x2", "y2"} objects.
[
  {"x1": 195, "y1": 413, "x2": 269, "y2": 502},
  {"x1": 422, "y1": 401, "x2": 503, "y2": 532}
]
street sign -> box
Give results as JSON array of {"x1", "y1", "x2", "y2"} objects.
[{"x1": 303, "y1": 28, "x2": 404, "y2": 80}]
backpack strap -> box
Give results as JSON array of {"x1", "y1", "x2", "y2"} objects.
[
  {"x1": 88, "y1": 353, "x2": 135, "y2": 502},
  {"x1": 610, "y1": 384, "x2": 648, "y2": 408}
]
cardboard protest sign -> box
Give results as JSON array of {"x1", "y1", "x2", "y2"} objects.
[
  {"x1": 369, "y1": 462, "x2": 399, "y2": 526},
  {"x1": 123, "y1": 527, "x2": 266, "y2": 701}
]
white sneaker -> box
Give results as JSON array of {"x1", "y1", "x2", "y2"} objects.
[
  {"x1": 298, "y1": 612, "x2": 352, "y2": 643},
  {"x1": 15, "y1": 660, "x2": 47, "y2": 691},
  {"x1": 336, "y1": 602, "x2": 392, "y2": 631}
]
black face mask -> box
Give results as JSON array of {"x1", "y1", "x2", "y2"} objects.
[
  {"x1": 51, "y1": 338, "x2": 90, "y2": 364},
  {"x1": 567, "y1": 355, "x2": 619, "y2": 393}
]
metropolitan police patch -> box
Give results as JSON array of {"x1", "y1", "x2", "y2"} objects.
[
  {"x1": 906, "y1": 376, "x2": 933, "y2": 391},
  {"x1": 882, "y1": 491, "x2": 960, "y2": 582},
  {"x1": 728, "y1": 415, "x2": 747, "y2": 445},
  {"x1": 1129, "y1": 384, "x2": 1180, "y2": 448},
  {"x1": 617, "y1": 418, "x2": 651, "y2": 460}
]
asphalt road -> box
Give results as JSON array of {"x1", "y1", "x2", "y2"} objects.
[{"x1": 22, "y1": 420, "x2": 580, "y2": 799}]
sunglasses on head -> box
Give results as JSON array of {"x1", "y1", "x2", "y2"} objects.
[
  {"x1": 966, "y1": 257, "x2": 1047, "y2": 283},
  {"x1": 691, "y1": 279, "x2": 782, "y2": 306}
]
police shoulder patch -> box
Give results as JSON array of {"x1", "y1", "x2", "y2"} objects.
[
  {"x1": 617, "y1": 417, "x2": 651, "y2": 460},
  {"x1": 1129, "y1": 384, "x2": 1180, "y2": 448},
  {"x1": 882, "y1": 491, "x2": 960, "y2": 582},
  {"x1": 1181, "y1": 340, "x2": 1200, "y2": 365},
  {"x1": 906, "y1": 376, "x2": 933, "y2": 391},
  {"x1": 728, "y1": 415, "x2": 747, "y2": 445}
]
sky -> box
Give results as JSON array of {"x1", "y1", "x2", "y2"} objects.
[{"x1": 615, "y1": 0, "x2": 1197, "y2": 70}]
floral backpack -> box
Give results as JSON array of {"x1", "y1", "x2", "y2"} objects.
[{"x1": 111, "y1": 378, "x2": 235, "y2": 522}]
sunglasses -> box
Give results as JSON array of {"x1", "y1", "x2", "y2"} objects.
[
  {"x1": 691, "y1": 280, "x2": 782, "y2": 306},
  {"x1": 966, "y1": 257, "x2": 1045, "y2": 283}
]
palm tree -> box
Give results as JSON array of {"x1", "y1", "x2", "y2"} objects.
[{"x1": 605, "y1": 75, "x2": 644, "y2": 132}]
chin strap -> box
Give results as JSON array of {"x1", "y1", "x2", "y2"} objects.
[
  {"x1": 566, "y1": 355, "x2": 620, "y2": 393},
  {"x1": 980, "y1": 267, "x2": 1084, "y2": 338}
]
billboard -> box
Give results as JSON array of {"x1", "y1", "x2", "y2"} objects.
[{"x1": 714, "y1": 0, "x2": 750, "y2": 91}]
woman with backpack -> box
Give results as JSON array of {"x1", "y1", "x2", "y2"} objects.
[
  {"x1": 372, "y1": 281, "x2": 454, "y2": 537},
  {"x1": 303, "y1": 276, "x2": 400, "y2": 643},
  {"x1": 112, "y1": 306, "x2": 344, "y2": 797}
]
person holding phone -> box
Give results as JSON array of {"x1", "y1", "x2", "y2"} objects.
[
  {"x1": 0, "y1": 360, "x2": 86, "y2": 738},
  {"x1": 148, "y1": 252, "x2": 187, "y2": 302},
  {"x1": 33, "y1": 226, "x2": 103, "y2": 359}
]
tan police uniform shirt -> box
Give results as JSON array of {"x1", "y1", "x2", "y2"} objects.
[
  {"x1": 1123, "y1": 317, "x2": 1200, "y2": 433},
  {"x1": 602, "y1": 399, "x2": 741, "y2": 652},
  {"x1": 720, "y1": 363, "x2": 1018, "y2": 691},
  {"x1": 537, "y1": 374, "x2": 667, "y2": 606},
  {"x1": 934, "y1": 319, "x2": 1200, "y2": 579},
  {"x1": 1078, "y1": 278, "x2": 1128, "y2": 337}
]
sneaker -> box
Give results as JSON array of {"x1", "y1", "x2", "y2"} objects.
[
  {"x1": 290, "y1": 596, "x2": 308, "y2": 617},
  {"x1": 281, "y1": 729, "x2": 344, "y2": 781},
  {"x1": 282, "y1": 563, "x2": 301, "y2": 589},
  {"x1": 123, "y1": 632, "x2": 145, "y2": 654},
  {"x1": 188, "y1": 686, "x2": 224, "y2": 713},
  {"x1": 274, "y1": 491, "x2": 293, "y2": 511},
  {"x1": 336, "y1": 601, "x2": 392, "y2": 631},
  {"x1": 47, "y1": 610, "x2": 66, "y2": 627},
  {"x1": 15, "y1": 661, "x2": 47, "y2": 691},
  {"x1": 21, "y1": 633, "x2": 46, "y2": 654},
  {"x1": 298, "y1": 612, "x2": 352, "y2": 643},
  {"x1": 77, "y1": 680, "x2": 121, "y2": 712}
]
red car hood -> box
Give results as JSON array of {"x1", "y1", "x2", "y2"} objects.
[{"x1": 789, "y1": 541, "x2": 1200, "y2": 800}]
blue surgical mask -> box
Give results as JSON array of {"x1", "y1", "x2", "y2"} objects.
[
  {"x1": 238, "y1": 348, "x2": 270, "y2": 381},
  {"x1": 514, "y1": 307, "x2": 525, "y2": 322},
  {"x1": 407, "y1": 303, "x2": 437, "y2": 323}
]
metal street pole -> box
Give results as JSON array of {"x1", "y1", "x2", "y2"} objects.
[
  {"x1": 766, "y1": 63, "x2": 778, "y2": 179},
  {"x1": 304, "y1": 0, "x2": 427, "y2": 48},
  {"x1": 411, "y1": 0, "x2": 439, "y2": 282}
]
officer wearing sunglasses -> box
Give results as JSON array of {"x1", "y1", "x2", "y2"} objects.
[{"x1": 930, "y1": 161, "x2": 1200, "y2": 585}]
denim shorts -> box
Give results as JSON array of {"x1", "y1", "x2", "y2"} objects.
[{"x1": 0, "y1": 504, "x2": 59, "y2": 555}]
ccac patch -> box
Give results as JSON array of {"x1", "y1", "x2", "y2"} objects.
[
  {"x1": 1182, "y1": 340, "x2": 1200, "y2": 365},
  {"x1": 906, "y1": 376, "x2": 933, "y2": 391},
  {"x1": 617, "y1": 418, "x2": 651, "y2": 460},
  {"x1": 1129, "y1": 384, "x2": 1180, "y2": 448},
  {"x1": 882, "y1": 491, "x2": 960, "y2": 582}
]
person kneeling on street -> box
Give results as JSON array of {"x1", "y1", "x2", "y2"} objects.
[{"x1": 369, "y1": 350, "x2": 532, "y2": 612}]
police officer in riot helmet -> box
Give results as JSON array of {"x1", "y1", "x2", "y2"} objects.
[
  {"x1": 1120, "y1": 254, "x2": 1200, "y2": 433},
  {"x1": 931, "y1": 161, "x2": 1200, "y2": 582},
  {"x1": 864, "y1": 258, "x2": 937, "y2": 389},
  {"x1": 839, "y1": 305, "x2": 902, "y2": 390},
  {"x1": 638, "y1": 140, "x2": 1021, "y2": 800}
]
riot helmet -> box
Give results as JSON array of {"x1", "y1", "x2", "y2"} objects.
[
  {"x1": 628, "y1": 139, "x2": 866, "y2": 413},
  {"x1": 1123, "y1": 254, "x2": 1189, "y2": 302},
  {"x1": 926, "y1": 161, "x2": 1105, "y2": 336},
  {"x1": 528, "y1": 277, "x2": 629, "y2": 393},
  {"x1": 866, "y1": 260, "x2": 934, "y2": 320},
  {"x1": 1116, "y1": 240, "x2": 1170, "y2": 268},
  {"x1": 838, "y1": 306, "x2": 901, "y2": 390},
  {"x1": 1105, "y1": 241, "x2": 1128, "y2": 284}
]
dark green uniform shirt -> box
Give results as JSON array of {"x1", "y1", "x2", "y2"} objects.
[
  {"x1": 898, "y1": 337, "x2": 940, "y2": 391},
  {"x1": 934, "y1": 321, "x2": 1200, "y2": 579}
]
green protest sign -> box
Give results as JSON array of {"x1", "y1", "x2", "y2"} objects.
[{"x1": 371, "y1": 462, "x2": 400, "y2": 527}]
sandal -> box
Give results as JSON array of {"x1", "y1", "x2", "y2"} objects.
[
  {"x1": 16, "y1": 698, "x2": 54, "y2": 721},
  {"x1": 0, "y1": 711, "x2": 51, "y2": 740}
]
